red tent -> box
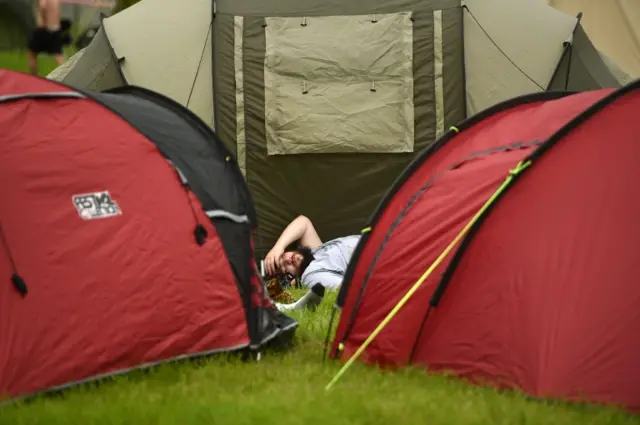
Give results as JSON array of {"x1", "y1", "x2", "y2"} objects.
[
  {"x1": 0, "y1": 70, "x2": 296, "y2": 401},
  {"x1": 330, "y1": 80, "x2": 640, "y2": 412}
]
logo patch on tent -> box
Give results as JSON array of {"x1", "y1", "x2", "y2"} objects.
[{"x1": 72, "y1": 191, "x2": 122, "y2": 220}]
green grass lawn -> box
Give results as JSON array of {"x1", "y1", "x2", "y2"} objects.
[
  {"x1": 0, "y1": 50, "x2": 638, "y2": 425},
  {"x1": 0, "y1": 290, "x2": 637, "y2": 425},
  {"x1": 0, "y1": 49, "x2": 74, "y2": 77}
]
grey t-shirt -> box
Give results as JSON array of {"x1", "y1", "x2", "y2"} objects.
[{"x1": 300, "y1": 235, "x2": 361, "y2": 290}]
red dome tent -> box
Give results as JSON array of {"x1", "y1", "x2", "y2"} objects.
[
  {"x1": 0, "y1": 70, "x2": 296, "y2": 401},
  {"x1": 329, "y1": 80, "x2": 640, "y2": 412}
]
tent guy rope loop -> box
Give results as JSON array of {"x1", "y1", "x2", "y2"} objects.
[{"x1": 324, "y1": 159, "x2": 532, "y2": 392}]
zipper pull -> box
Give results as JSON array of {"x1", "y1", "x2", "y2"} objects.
[{"x1": 11, "y1": 273, "x2": 28, "y2": 297}]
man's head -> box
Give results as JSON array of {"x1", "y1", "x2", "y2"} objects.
[{"x1": 279, "y1": 245, "x2": 315, "y2": 277}]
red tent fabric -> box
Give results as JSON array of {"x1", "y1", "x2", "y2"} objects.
[
  {"x1": 0, "y1": 70, "x2": 296, "y2": 401},
  {"x1": 331, "y1": 81, "x2": 640, "y2": 412}
]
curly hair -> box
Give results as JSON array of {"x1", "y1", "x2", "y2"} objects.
[
  {"x1": 282, "y1": 241, "x2": 316, "y2": 278},
  {"x1": 295, "y1": 245, "x2": 315, "y2": 277}
]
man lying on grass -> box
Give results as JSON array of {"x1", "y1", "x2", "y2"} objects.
[{"x1": 264, "y1": 215, "x2": 360, "y2": 311}]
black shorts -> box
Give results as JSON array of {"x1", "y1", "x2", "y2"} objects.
[{"x1": 28, "y1": 27, "x2": 64, "y2": 55}]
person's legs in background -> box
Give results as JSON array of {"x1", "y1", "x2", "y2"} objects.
[
  {"x1": 26, "y1": 28, "x2": 65, "y2": 75},
  {"x1": 50, "y1": 29, "x2": 65, "y2": 66},
  {"x1": 26, "y1": 28, "x2": 47, "y2": 75},
  {"x1": 54, "y1": 19, "x2": 73, "y2": 66},
  {"x1": 28, "y1": 0, "x2": 65, "y2": 74},
  {"x1": 27, "y1": 51, "x2": 39, "y2": 75}
]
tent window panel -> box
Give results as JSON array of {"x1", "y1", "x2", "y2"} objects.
[{"x1": 264, "y1": 13, "x2": 415, "y2": 155}]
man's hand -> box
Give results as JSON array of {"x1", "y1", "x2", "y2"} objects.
[
  {"x1": 264, "y1": 245, "x2": 284, "y2": 276},
  {"x1": 263, "y1": 215, "x2": 323, "y2": 276}
]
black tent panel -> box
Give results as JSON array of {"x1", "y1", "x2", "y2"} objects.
[{"x1": 93, "y1": 87, "x2": 256, "y2": 224}]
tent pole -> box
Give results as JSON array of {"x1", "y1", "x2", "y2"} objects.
[
  {"x1": 563, "y1": 45, "x2": 574, "y2": 91},
  {"x1": 546, "y1": 12, "x2": 583, "y2": 91},
  {"x1": 211, "y1": 1, "x2": 220, "y2": 131},
  {"x1": 325, "y1": 159, "x2": 533, "y2": 391},
  {"x1": 546, "y1": 43, "x2": 571, "y2": 91},
  {"x1": 563, "y1": 13, "x2": 583, "y2": 91},
  {"x1": 98, "y1": 13, "x2": 128, "y2": 84},
  {"x1": 460, "y1": 5, "x2": 468, "y2": 118}
]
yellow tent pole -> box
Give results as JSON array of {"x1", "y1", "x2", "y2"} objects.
[{"x1": 325, "y1": 160, "x2": 532, "y2": 391}]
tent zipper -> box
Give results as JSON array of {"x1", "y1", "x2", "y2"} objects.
[
  {"x1": 170, "y1": 161, "x2": 208, "y2": 246},
  {"x1": 0, "y1": 221, "x2": 28, "y2": 297}
]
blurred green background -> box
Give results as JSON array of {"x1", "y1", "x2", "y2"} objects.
[{"x1": 0, "y1": 0, "x2": 140, "y2": 76}]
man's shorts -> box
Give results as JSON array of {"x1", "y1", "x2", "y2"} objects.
[{"x1": 28, "y1": 27, "x2": 64, "y2": 55}]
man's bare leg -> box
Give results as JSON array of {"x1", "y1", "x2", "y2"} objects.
[
  {"x1": 27, "y1": 51, "x2": 38, "y2": 75},
  {"x1": 54, "y1": 54, "x2": 64, "y2": 66},
  {"x1": 40, "y1": 0, "x2": 61, "y2": 30}
]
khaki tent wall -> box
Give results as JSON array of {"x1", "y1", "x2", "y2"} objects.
[
  {"x1": 599, "y1": 54, "x2": 634, "y2": 86},
  {"x1": 543, "y1": 0, "x2": 640, "y2": 79},
  {"x1": 214, "y1": 0, "x2": 466, "y2": 254}
]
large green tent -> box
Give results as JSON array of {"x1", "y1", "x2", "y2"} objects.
[{"x1": 48, "y1": 0, "x2": 631, "y2": 256}]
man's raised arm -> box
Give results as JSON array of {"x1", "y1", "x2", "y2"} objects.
[{"x1": 264, "y1": 215, "x2": 322, "y2": 275}]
